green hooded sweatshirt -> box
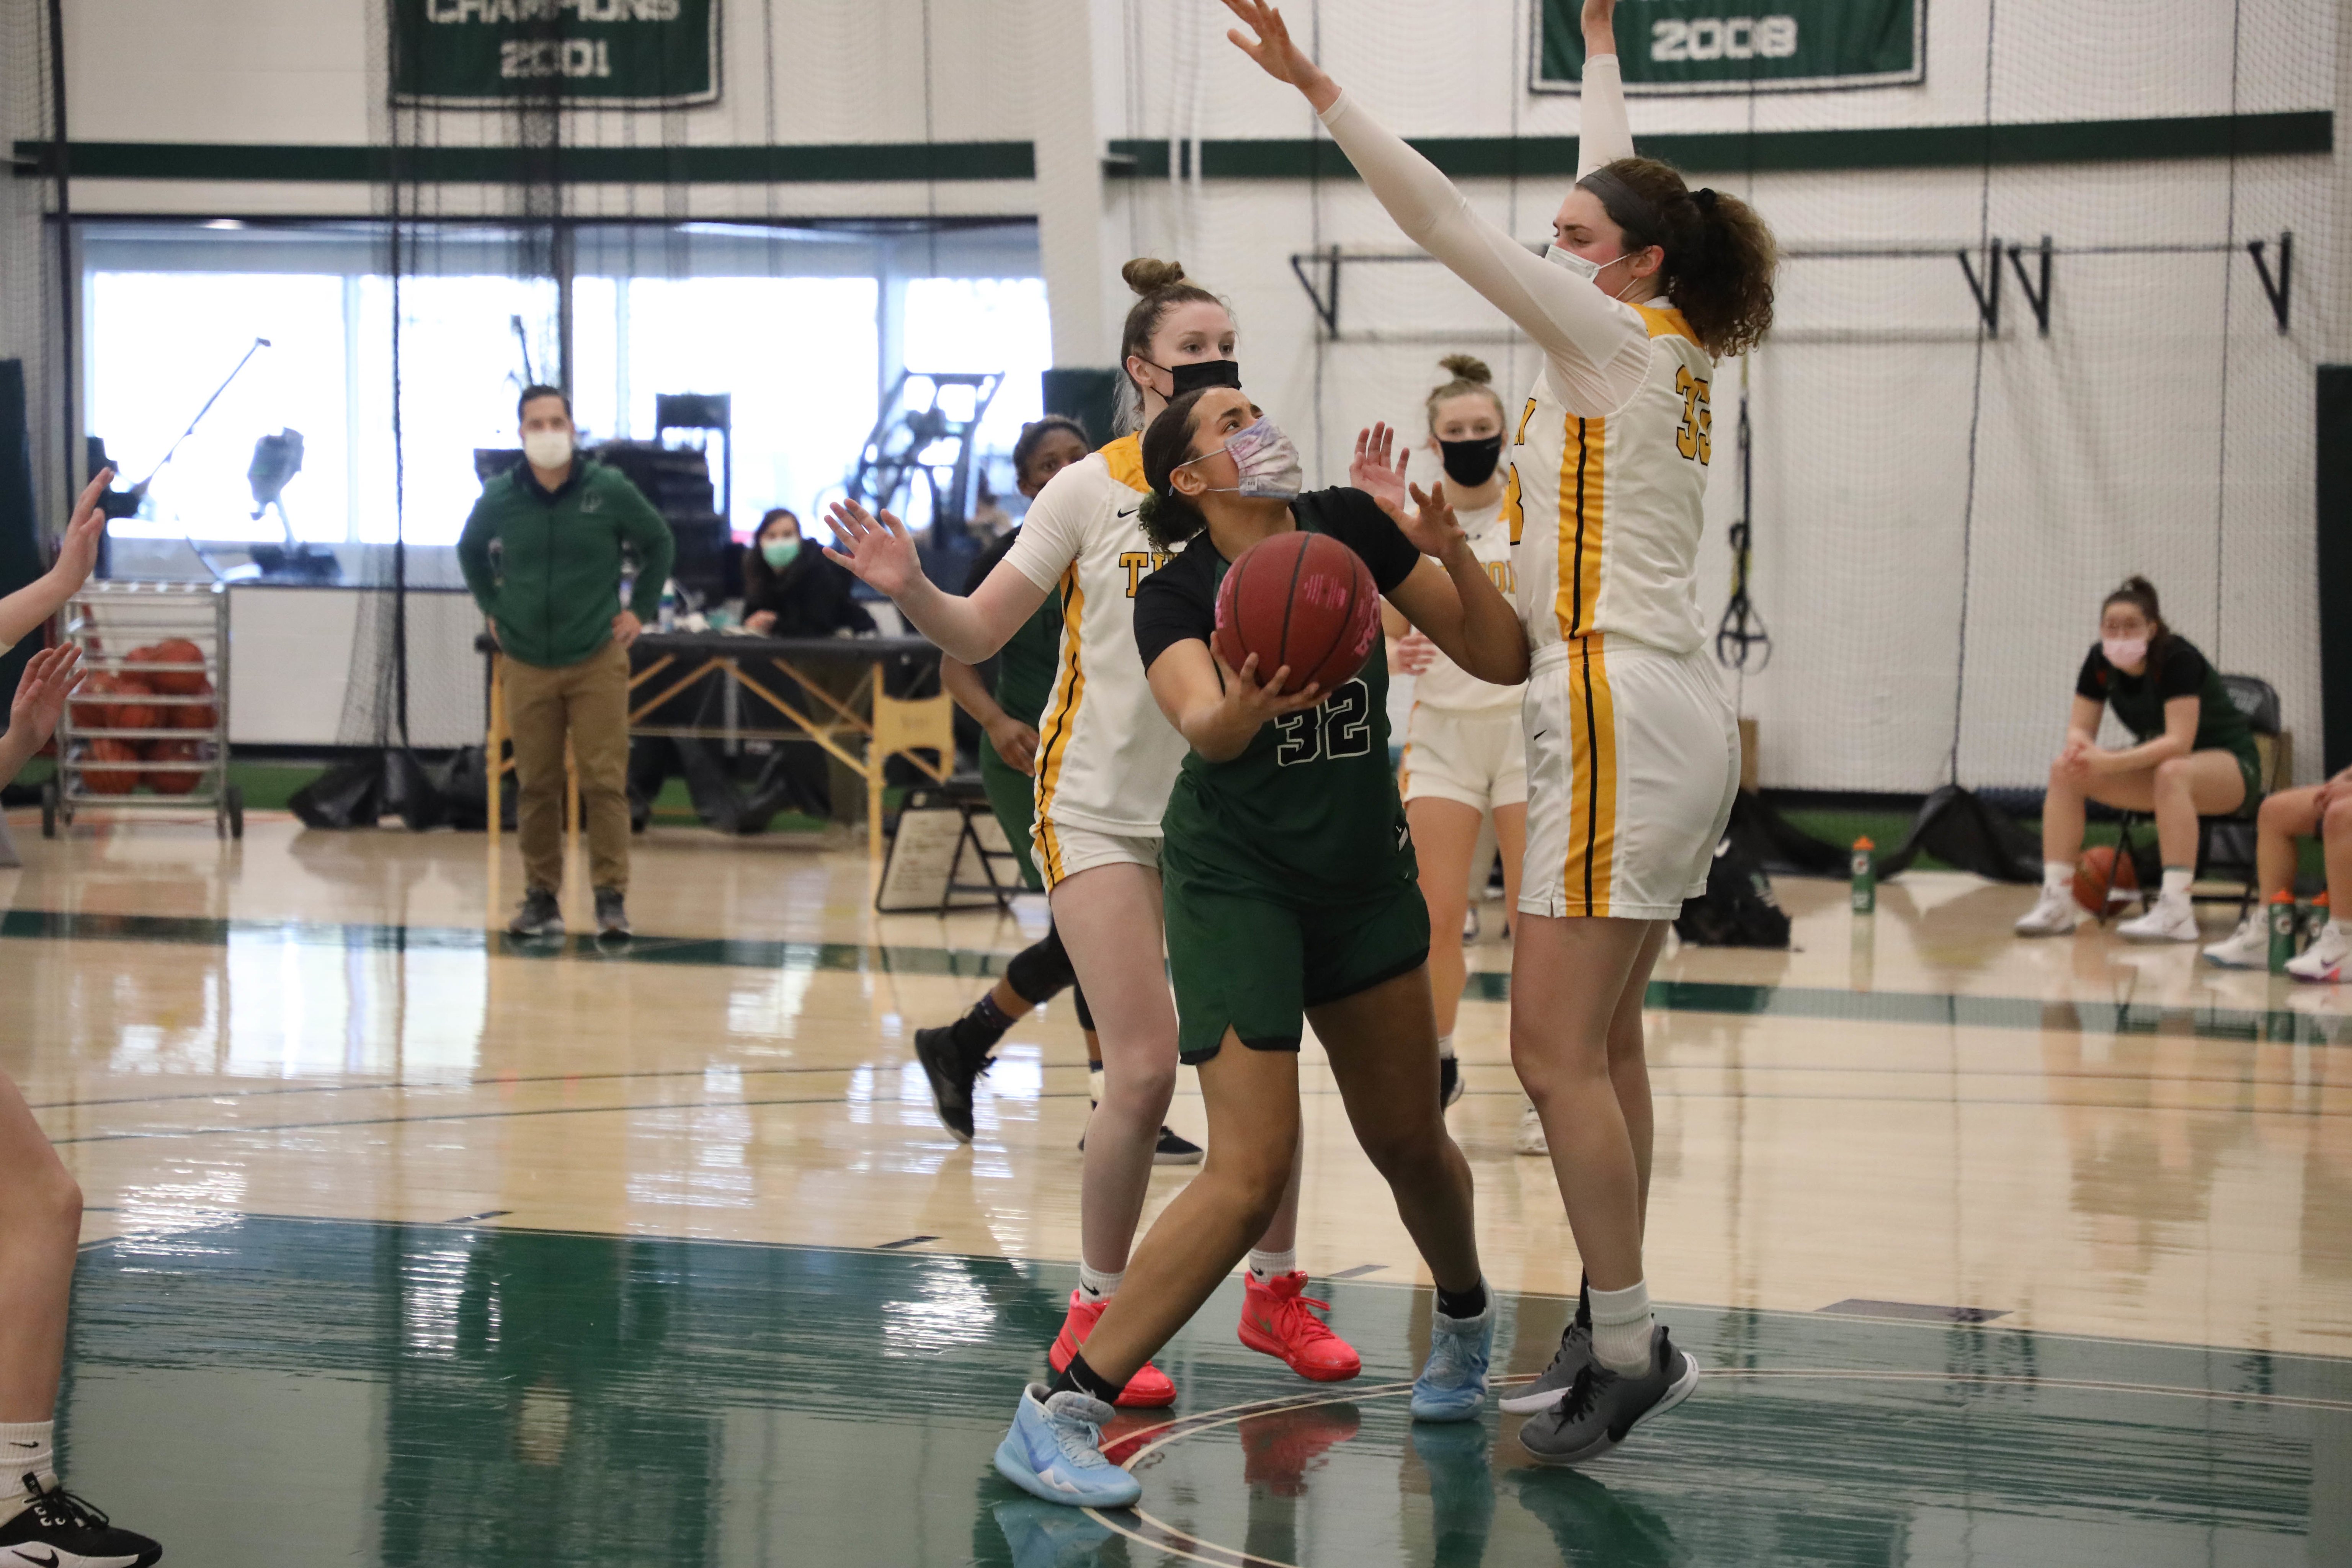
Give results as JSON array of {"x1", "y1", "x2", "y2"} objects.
[{"x1": 457, "y1": 459, "x2": 676, "y2": 670}]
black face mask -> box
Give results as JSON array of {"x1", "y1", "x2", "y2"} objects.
[
  {"x1": 1145, "y1": 357, "x2": 1242, "y2": 397},
  {"x1": 1438, "y1": 434, "x2": 1504, "y2": 488}
]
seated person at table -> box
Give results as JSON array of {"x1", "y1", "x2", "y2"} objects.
[
  {"x1": 2202, "y1": 762, "x2": 2351, "y2": 981},
  {"x1": 743, "y1": 508, "x2": 874, "y2": 638},
  {"x1": 2014, "y1": 575, "x2": 2263, "y2": 944}
]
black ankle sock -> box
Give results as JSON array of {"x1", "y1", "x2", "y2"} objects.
[
  {"x1": 1436, "y1": 1279, "x2": 1488, "y2": 1321},
  {"x1": 1050, "y1": 1350, "x2": 1126, "y2": 1405},
  {"x1": 952, "y1": 994, "x2": 1016, "y2": 1054},
  {"x1": 1576, "y1": 1272, "x2": 1591, "y2": 1329}
]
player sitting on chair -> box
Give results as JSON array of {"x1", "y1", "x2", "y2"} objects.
[
  {"x1": 2201, "y1": 763, "x2": 2351, "y2": 982},
  {"x1": 2016, "y1": 576, "x2": 2264, "y2": 943}
]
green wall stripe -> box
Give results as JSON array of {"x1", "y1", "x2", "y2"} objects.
[
  {"x1": 0, "y1": 906, "x2": 2334, "y2": 1048},
  {"x1": 11, "y1": 110, "x2": 2324, "y2": 188},
  {"x1": 12, "y1": 139, "x2": 1035, "y2": 184},
  {"x1": 1108, "y1": 108, "x2": 2332, "y2": 179}
]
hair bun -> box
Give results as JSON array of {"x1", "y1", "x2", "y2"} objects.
[
  {"x1": 1122, "y1": 257, "x2": 1189, "y2": 296},
  {"x1": 1437, "y1": 353, "x2": 1491, "y2": 384}
]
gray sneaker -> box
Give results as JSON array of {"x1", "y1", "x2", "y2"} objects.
[
  {"x1": 508, "y1": 888, "x2": 564, "y2": 938},
  {"x1": 1498, "y1": 1315, "x2": 1594, "y2": 1414},
  {"x1": 594, "y1": 886, "x2": 632, "y2": 939},
  {"x1": 1516, "y1": 1326, "x2": 1699, "y2": 1465}
]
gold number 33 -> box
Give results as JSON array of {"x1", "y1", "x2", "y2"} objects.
[{"x1": 1674, "y1": 367, "x2": 1712, "y2": 463}]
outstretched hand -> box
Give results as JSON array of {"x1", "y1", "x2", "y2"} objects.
[
  {"x1": 1221, "y1": 0, "x2": 1340, "y2": 111},
  {"x1": 51, "y1": 467, "x2": 113, "y2": 594},
  {"x1": 10, "y1": 643, "x2": 82, "y2": 749},
  {"x1": 822, "y1": 499, "x2": 923, "y2": 600},
  {"x1": 1384, "y1": 480, "x2": 1469, "y2": 562},
  {"x1": 1349, "y1": 423, "x2": 1409, "y2": 514}
]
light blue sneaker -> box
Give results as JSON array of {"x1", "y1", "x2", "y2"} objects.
[
  {"x1": 1411, "y1": 1295, "x2": 1494, "y2": 1421},
  {"x1": 993, "y1": 1382, "x2": 1143, "y2": 1509}
]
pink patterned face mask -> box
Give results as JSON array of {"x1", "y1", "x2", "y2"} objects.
[
  {"x1": 1179, "y1": 416, "x2": 1302, "y2": 502},
  {"x1": 2102, "y1": 636, "x2": 2149, "y2": 670}
]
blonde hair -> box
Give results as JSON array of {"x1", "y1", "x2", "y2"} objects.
[
  {"x1": 1424, "y1": 353, "x2": 1506, "y2": 432},
  {"x1": 1113, "y1": 258, "x2": 1231, "y2": 433}
]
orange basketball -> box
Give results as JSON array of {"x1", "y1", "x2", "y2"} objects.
[
  {"x1": 69, "y1": 671, "x2": 120, "y2": 730},
  {"x1": 81, "y1": 738, "x2": 143, "y2": 794},
  {"x1": 2074, "y1": 844, "x2": 2139, "y2": 913},
  {"x1": 145, "y1": 739, "x2": 204, "y2": 795},
  {"x1": 146, "y1": 639, "x2": 209, "y2": 696},
  {"x1": 108, "y1": 678, "x2": 161, "y2": 733}
]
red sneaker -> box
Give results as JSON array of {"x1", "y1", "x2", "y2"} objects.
[
  {"x1": 1047, "y1": 1289, "x2": 1178, "y2": 1408},
  {"x1": 1237, "y1": 1271, "x2": 1362, "y2": 1382}
]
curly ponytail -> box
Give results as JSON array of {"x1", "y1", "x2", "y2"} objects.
[
  {"x1": 1136, "y1": 389, "x2": 1214, "y2": 550},
  {"x1": 1580, "y1": 158, "x2": 1777, "y2": 358}
]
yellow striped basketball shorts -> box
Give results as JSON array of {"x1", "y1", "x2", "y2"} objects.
[{"x1": 1520, "y1": 638, "x2": 1739, "y2": 921}]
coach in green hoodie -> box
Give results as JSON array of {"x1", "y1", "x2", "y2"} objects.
[{"x1": 459, "y1": 384, "x2": 674, "y2": 940}]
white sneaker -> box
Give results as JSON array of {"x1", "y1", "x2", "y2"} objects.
[
  {"x1": 2014, "y1": 885, "x2": 2082, "y2": 936},
  {"x1": 2201, "y1": 909, "x2": 2270, "y2": 969},
  {"x1": 1515, "y1": 1098, "x2": 1549, "y2": 1156},
  {"x1": 2117, "y1": 896, "x2": 2199, "y2": 944},
  {"x1": 2287, "y1": 924, "x2": 2349, "y2": 984}
]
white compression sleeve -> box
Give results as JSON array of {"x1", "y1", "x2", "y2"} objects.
[
  {"x1": 1577, "y1": 53, "x2": 1635, "y2": 176},
  {"x1": 1317, "y1": 89, "x2": 1649, "y2": 416}
]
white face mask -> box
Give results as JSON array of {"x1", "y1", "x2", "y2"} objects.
[
  {"x1": 1545, "y1": 244, "x2": 1641, "y2": 301},
  {"x1": 522, "y1": 429, "x2": 575, "y2": 470}
]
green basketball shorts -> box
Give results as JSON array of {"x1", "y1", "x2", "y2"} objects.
[{"x1": 1162, "y1": 873, "x2": 1431, "y2": 1064}]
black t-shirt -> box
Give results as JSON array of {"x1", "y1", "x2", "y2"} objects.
[
  {"x1": 1133, "y1": 487, "x2": 1422, "y2": 902},
  {"x1": 2073, "y1": 635, "x2": 2256, "y2": 766}
]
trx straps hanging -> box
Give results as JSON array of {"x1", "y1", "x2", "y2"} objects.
[{"x1": 1715, "y1": 357, "x2": 1771, "y2": 673}]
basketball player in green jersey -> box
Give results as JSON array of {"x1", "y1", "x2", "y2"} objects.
[{"x1": 991, "y1": 385, "x2": 1530, "y2": 1506}]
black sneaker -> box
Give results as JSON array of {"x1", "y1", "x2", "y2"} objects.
[
  {"x1": 0, "y1": 1477, "x2": 162, "y2": 1567},
  {"x1": 913, "y1": 1024, "x2": 986, "y2": 1142},
  {"x1": 1153, "y1": 1125, "x2": 1203, "y2": 1165},
  {"x1": 507, "y1": 888, "x2": 563, "y2": 938},
  {"x1": 593, "y1": 886, "x2": 631, "y2": 939},
  {"x1": 1516, "y1": 1326, "x2": 1699, "y2": 1465},
  {"x1": 1439, "y1": 1055, "x2": 1463, "y2": 1109}
]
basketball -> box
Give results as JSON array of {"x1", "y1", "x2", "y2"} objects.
[
  {"x1": 2073, "y1": 844, "x2": 2139, "y2": 912},
  {"x1": 145, "y1": 740, "x2": 204, "y2": 795},
  {"x1": 69, "y1": 671, "x2": 121, "y2": 730},
  {"x1": 108, "y1": 678, "x2": 161, "y2": 734},
  {"x1": 171, "y1": 693, "x2": 217, "y2": 731},
  {"x1": 1212, "y1": 531, "x2": 1381, "y2": 699},
  {"x1": 146, "y1": 639, "x2": 209, "y2": 696},
  {"x1": 81, "y1": 738, "x2": 142, "y2": 795}
]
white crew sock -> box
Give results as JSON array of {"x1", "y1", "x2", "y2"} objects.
[
  {"x1": 0, "y1": 1420, "x2": 55, "y2": 1522},
  {"x1": 2159, "y1": 866, "x2": 2193, "y2": 904},
  {"x1": 2043, "y1": 861, "x2": 2074, "y2": 893},
  {"x1": 1588, "y1": 1281, "x2": 1656, "y2": 1375},
  {"x1": 1436, "y1": 1034, "x2": 1456, "y2": 1062},
  {"x1": 1078, "y1": 1263, "x2": 1123, "y2": 1303},
  {"x1": 1247, "y1": 1248, "x2": 1297, "y2": 1282},
  {"x1": 1087, "y1": 1061, "x2": 1103, "y2": 1109}
]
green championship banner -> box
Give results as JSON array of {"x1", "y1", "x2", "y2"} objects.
[
  {"x1": 392, "y1": 0, "x2": 720, "y2": 107},
  {"x1": 1535, "y1": 0, "x2": 1922, "y2": 95}
]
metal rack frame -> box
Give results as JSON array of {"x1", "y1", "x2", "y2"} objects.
[{"x1": 45, "y1": 581, "x2": 242, "y2": 840}]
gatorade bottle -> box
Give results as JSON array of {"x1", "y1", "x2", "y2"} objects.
[
  {"x1": 2305, "y1": 891, "x2": 2333, "y2": 952},
  {"x1": 2269, "y1": 890, "x2": 2299, "y2": 974},
  {"x1": 1850, "y1": 837, "x2": 1876, "y2": 915},
  {"x1": 658, "y1": 578, "x2": 678, "y2": 632}
]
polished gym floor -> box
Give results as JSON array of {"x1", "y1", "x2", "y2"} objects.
[{"x1": 3, "y1": 808, "x2": 2346, "y2": 1566}]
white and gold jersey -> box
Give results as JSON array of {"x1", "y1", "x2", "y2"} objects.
[
  {"x1": 1409, "y1": 496, "x2": 1522, "y2": 712},
  {"x1": 999, "y1": 434, "x2": 1188, "y2": 868},
  {"x1": 1502, "y1": 304, "x2": 1714, "y2": 657}
]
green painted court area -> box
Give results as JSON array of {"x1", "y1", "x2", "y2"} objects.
[{"x1": 58, "y1": 1217, "x2": 2351, "y2": 1567}]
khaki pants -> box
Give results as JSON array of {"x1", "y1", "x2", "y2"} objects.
[{"x1": 505, "y1": 641, "x2": 632, "y2": 895}]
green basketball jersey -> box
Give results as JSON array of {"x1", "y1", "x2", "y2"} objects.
[{"x1": 1132, "y1": 488, "x2": 1423, "y2": 905}]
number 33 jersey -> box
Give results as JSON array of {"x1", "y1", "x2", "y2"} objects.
[
  {"x1": 1501, "y1": 303, "x2": 1716, "y2": 657},
  {"x1": 1132, "y1": 488, "x2": 1424, "y2": 904}
]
